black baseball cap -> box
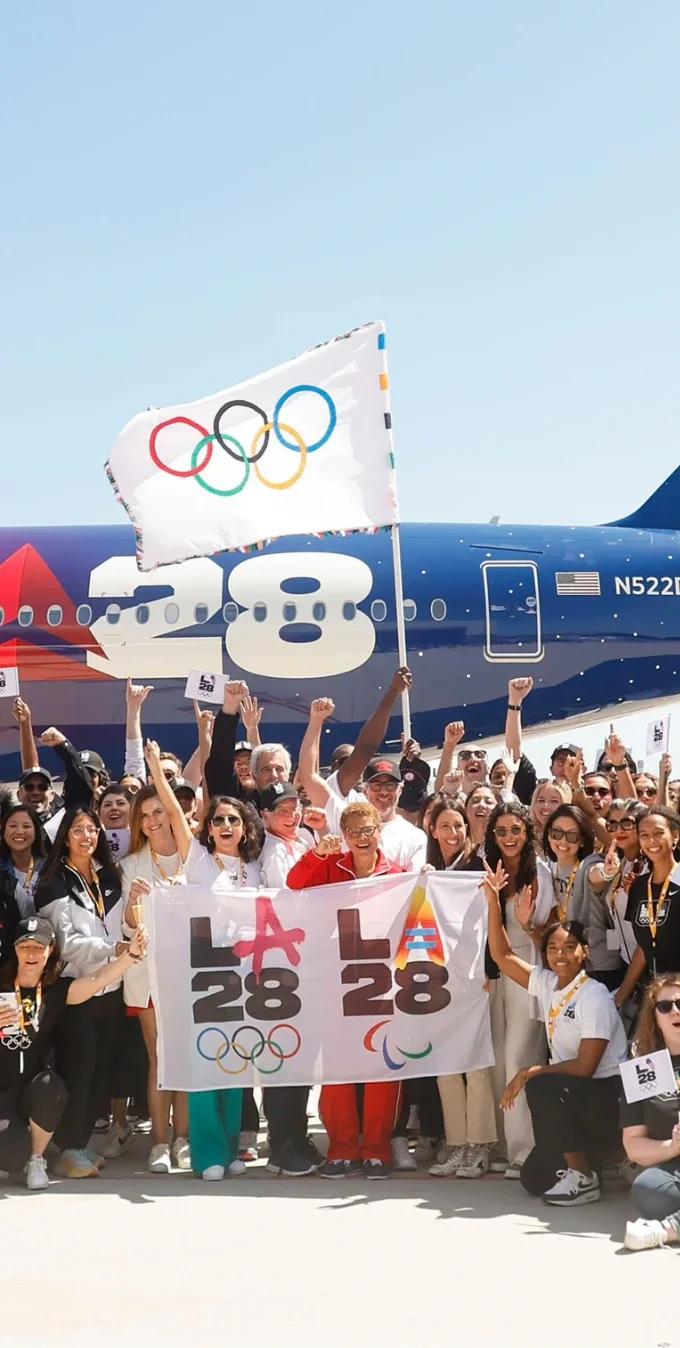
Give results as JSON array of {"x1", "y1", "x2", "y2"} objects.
[
  {"x1": 79, "y1": 750, "x2": 106, "y2": 774},
  {"x1": 15, "y1": 916, "x2": 54, "y2": 947},
  {"x1": 19, "y1": 767, "x2": 53, "y2": 788},
  {"x1": 234, "y1": 741, "x2": 252, "y2": 755},
  {"x1": 173, "y1": 778, "x2": 197, "y2": 798},
  {"x1": 550, "y1": 743, "x2": 579, "y2": 761},
  {"x1": 260, "y1": 781, "x2": 300, "y2": 812},
  {"x1": 399, "y1": 772, "x2": 429, "y2": 812},
  {"x1": 364, "y1": 758, "x2": 401, "y2": 784}
]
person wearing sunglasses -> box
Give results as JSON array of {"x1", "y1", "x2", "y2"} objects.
[
  {"x1": 615, "y1": 807, "x2": 680, "y2": 1011},
  {"x1": 34, "y1": 808, "x2": 126, "y2": 1179},
  {"x1": 581, "y1": 773, "x2": 613, "y2": 820},
  {"x1": 542, "y1": 805, "x2": 597, "y2": 930},
  {"x1": 634, "y1": 773, "x2": 659, "y2": 805},
  {"x1": 587, "y1": 800, "x2": 645, "y2": 988},
  {"x1": 483, "y1": 802, "x2": 555, "y2": 1178},
  {"x1": 482, "y1": 870, "x2": 627, "y2": 1207},
  {"x1": 621, "y1": 973, "x2": 680, "y2": 1250},
  {"x1": 288, "y1": 801, "x2": 406, "y2": 1180}
]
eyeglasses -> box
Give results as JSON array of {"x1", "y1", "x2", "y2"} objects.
[
  {"x1": 346, "y1": 826, "x2": 378, "y2": 839},
  {"x1": 494, "y1": 825, "x2": 524, "y2": 838},
  {"x1": 70, "y1": 826, "x2": 99, "y2": 838},
  {"x1": 655, "y1": 998, "x2": 680, "y2": 1015},
  {"x1": 606, "y1": 818, "x2": 636, "y2": 833},
  {"x1": 459, "y1": 750, "x2": 487, "y2": 761},
  {"x1": 549, "y1": 827, "x2": 581, "y2": 844},
  {"x1": 212, "y1": 814, "x2": 242, "y2": 827},
  {"x1": 637, "y1": 787, "x2": 657, "y2": 799},
  {"x1": 584, "y1": 785, "x2": 611, "y2": 797},
  {"x1": 23, "y1": 781, "x2": 48, "y2": 791}
]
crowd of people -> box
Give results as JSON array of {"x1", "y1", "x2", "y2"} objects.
[{"x1": 2, "y1": 672, "x2": 680, "y2": 1253}]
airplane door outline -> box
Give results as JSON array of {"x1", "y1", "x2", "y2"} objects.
[{"x1": 481, "y1": 561, "x2": 544, "y2": 663}]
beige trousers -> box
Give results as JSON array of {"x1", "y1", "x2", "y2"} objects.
[
  {"x1": 489, "y1": 974, "x2": 547, "y2": 1166},
  {"x1": 436, "y1": 1069, "x2": 497, "y2": 1146}
]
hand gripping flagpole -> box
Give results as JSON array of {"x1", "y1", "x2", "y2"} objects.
[{"x1": 377, "y1": 322, "x2": 412, "y2": 740}]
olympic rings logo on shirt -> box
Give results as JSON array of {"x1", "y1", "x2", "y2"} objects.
[
  {"x1": 196, "y1": 1023, "x2": 302, "y2": 1076},
  {"x1": 148, "y1": 384, "x2": 337, "y2": 496}
]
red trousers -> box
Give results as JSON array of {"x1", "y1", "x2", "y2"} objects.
[{"x1": 320, "y1": 1083, "x2": 401, "y2": 1164}]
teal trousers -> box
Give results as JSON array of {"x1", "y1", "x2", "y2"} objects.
[{"x1": 188, "y1": 1089, "x2": 243, "y2": 1173}]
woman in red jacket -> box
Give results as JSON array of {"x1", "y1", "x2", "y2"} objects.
[{"x1": 287, "y1": 801, "x2": 405, "y2": 1180}]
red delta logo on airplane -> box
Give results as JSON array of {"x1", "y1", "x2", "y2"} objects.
[{"x1": 0, "y1": 546, "x2": 106, "y2": 682}]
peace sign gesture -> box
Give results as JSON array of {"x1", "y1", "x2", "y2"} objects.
[{"x1": 481, "y1": 858, "x2": 508, "y2": 902}]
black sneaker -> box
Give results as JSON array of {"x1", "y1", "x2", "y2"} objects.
[
  {"x1": 266, "y1": 1144, "x2": 318, "y2": 1177},
  {"x1": 346, "y1": 1158, "x2": 364, "y2": 1175},
  {"x1": 319, "y1": 1159, "x2": 349, "y2": 1179},
  {"x1": 301, "y1": 1137, "x2": 324, "y2": 1169},
  {"x1": 364, "y1": 1158, "x2": 389, "y2": 1180}
]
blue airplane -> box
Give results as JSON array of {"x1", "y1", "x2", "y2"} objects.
[{"x1": 0, "y1": 459, "x2": 679, "y2": 777}]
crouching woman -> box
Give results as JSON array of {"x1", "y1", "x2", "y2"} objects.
[{"x1": 482, "y1": 860, "x2": 627, "y2": 1206}]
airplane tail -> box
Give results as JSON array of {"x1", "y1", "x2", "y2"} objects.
[{"x1": 604, "y1": 464, "x2": 680, "y2": 530}]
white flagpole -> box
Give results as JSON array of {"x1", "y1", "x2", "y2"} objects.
[{"x1": 390, "y1": 523, "x2": 412, "y2": 740}]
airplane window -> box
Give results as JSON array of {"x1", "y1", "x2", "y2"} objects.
[
  {"x1": 342, "y1": 602, "x2": 356, "y2": 621},
  {"x1": 18, "y1": 606, "x2": 33, "y2": 628},
  {"x1": 282, "y1": 602, "x2": 297, "y2": 622},
  {"x1": 136, "y1": 605, "x2": 150, "y2": 625},
  {"x1": 222, "y1": 602, "x2": 239, "y2": 624},
  {"x1": 371, "y1": 600, "x2": 387, "y2": 622},
  {"x1": 403, "y1": 600, "x2": 417, "y2": 621},
  {"x1": 46, "y1": 605, "x2": 63, "y2": 627},
  {"x1": 431, "y1": 599, "x2": 447, "y2": 621},
  {"x1": 253, "y1": 603, "x2": 268, "y2": 623},
  {"x1": 105, "y1": 603, "x2": 121, "y2": 626},
  {"x1": 76, "y1": 604, "x2": 92, "y2": 626},
  {"x1": 164, "y1": 602, "x2": 180, "y2": 624},
  {"x1": 312, "y1": 601, "x2": 327, "y2": 621},
  {"x1": 193, "y1": 603, "x2": 209, "y2": 624}
]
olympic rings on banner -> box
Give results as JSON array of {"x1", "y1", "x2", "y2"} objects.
[
  {"x1": 272, "y1": 385, "x2": 336, "y2": 453},
  {"x1": 148, "y1": 384, "x2": 336, "y2": 494},
  {"x1": 196, "y1": 1024, "x2": 302, "y2": 1077}
]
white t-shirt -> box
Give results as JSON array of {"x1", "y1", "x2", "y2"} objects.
[
  {"x1": 380, "y1": 816, "x2": 427, "y2": 871},
  {"x1": 120, "y1": 844, "x2": 185, "y2": 1008},
  {"x1": 322, "y1": 769, "x2": 364, "y2": 835},
  {"x1": 528, "y1": 967, "x2": 627, "y2": 1078},
  {"x1": 259, "y1": 831, "x2": 315, "y2": 887},
  {"x1": 185, "y1": 837, "x2": 262, "y2": 889}
]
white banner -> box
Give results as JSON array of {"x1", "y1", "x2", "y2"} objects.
[
  {"x1": 106, "y1": 321, "x2": 398, "y2": 571},
  {"x1": 149, "y1": 872, "x2": 493, "y2": 1091}
]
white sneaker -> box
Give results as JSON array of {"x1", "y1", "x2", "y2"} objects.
[
  {"x1": 543, "y1": 1167, "x2": 601, "y2": 1206},
  {"x1": 413, "y1": 1136, "x2": 437, "y2": 1163},
  {"x1": 147, "y1": 1142, "x2": 171, "y2": 1174},
  {"x1": 99, "y1": 1123, "x2": 134, "y2": 1160},
  {"x1": 624, "y1": 1218, "x2": 670, "y2": 1251},
  {"x1": 429, "y1": 1145, "x2": 467, "y2": 1177},
  {"x1": 202, "y1": 1165, "x2": 225, "y2": 1182},
  {"x1": 391, "y1": 1136, "x2": 417, "y2": 1171},
  {"x1": 171, "y1": 1136, "x2": 191, "y2": 1170},
  {"x1": 456, "y1": 1143, "x2": 491, "y2": 1179},
  {"x1": 25, "y1": 1155, "x2": 49, "y2": 1191},
  {"x1": 227, "y1": 1158, "x2": 247, "y2": 1176}
]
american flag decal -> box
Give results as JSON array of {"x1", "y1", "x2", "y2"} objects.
[{"x1": 555, "y1": 571, "x2": 601, "y2": 596}]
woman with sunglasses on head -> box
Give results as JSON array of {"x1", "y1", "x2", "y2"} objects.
[
  {"x1": 425, "y1": 801, "x2": 496, "y2": 1178},
  {"x1": 0, "y1": 804, "x2": 48, "y2": 918},
  {"x1": 614, "y1": 806, "x2": 680, "y2": 1011},
  {"x1": 119, "y1": 746, "x2": 191, "y2": 1174},
  {"x1": 483, "y1": 868, "x2": 627, "y2": 1205},
  {"x1": 542, "y1": 806, "x2": 598, "y2": 926},
  {"x1": 33, "y1": 808, "x2": 127, "y2": 1179},
  {"x1": 136, "y1": 743, "x2": 262, "y2": 1181},
  {"x1": 621, "y1": 973, "x2": 680, "y2": 1250},
  {"x1": 587, "y1": 800, "x2": 645, "y2": 990},
  {"x1": 483, "y1": 802, "x2": 555, "y2": 1177}
]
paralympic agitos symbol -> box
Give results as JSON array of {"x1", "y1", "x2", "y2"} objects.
[{"x1": 149, "y1": 384, "x2": 337, "y2": 497}]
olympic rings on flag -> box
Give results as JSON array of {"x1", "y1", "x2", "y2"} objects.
[
  {"x1": 196, "y1": 1023, "x2": 302, "y2": 1077},
  {"x1": 148, "y1": 384, "x2": 336, "y2": 494}
]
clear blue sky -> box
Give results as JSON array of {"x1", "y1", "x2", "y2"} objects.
[{"x1": 1, "y1": 0, "x2": 678, "y2": 530}]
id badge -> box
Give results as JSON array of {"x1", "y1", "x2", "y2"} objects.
[{"x1": 606, "y1": 929, "x2": 621, "y2": 951}]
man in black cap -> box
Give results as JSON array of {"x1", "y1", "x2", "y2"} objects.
[
  {"x1": 17, "y1": 768, "x2": 56, "y2": 822},
  {"x1": 550, "y1": 743, "x2": 580, "y2": 784}
]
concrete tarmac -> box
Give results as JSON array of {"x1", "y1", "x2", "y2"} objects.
[{"x1": 1, "y1": 1136, "x2": 678, "y2": 1348}]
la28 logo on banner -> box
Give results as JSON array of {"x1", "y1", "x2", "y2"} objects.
[
  {"x1": 337, "y1": 884, "x2": 451, "y2": 1018},
  {"x1": 190, "y1": 896, "x2": 304, "y2": 1024}
]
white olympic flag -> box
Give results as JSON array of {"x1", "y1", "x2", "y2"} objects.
[
  {"x1": 149, "y1": 872, "x2": 493, "y2": 1091},
  {"x1": 105, "y1": 321, "x2": 398, "y2": 571}
]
